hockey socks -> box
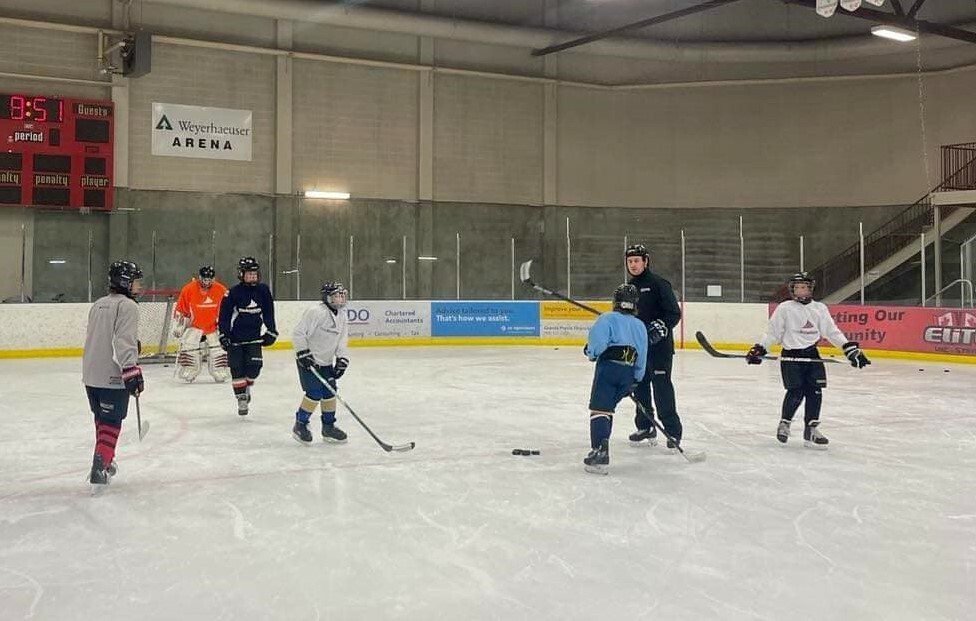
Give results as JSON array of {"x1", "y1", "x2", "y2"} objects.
[
  {"x1": 589, "y1": 412, "x2": 612, "y2": 449},
  {"x1": 94, "y1": 420, "x2": 121, "y2": 470}
]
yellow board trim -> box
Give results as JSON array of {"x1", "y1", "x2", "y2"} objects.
[{"x1": 2, "y1": 338, "x2": 975, "y2": 364}]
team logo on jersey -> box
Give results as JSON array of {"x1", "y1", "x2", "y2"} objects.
[{"x1": 802, "y1": 320, "x2": 815, "y2": 329}]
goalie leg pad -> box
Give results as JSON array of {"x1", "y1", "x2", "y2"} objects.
[
  {"x1": 177, "y1": 328, "x2": 204, "y2": 382},
  {"x1": 205, "y1": 332, "x2": 231, "y2": 382}
]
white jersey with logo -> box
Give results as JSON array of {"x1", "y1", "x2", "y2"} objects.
[
  {"x1": 760, "y1": 300, "x2": 849, "y2": 351},
  {"x1": 293, "y1": 303, "x2": 349, "y2": 366}
]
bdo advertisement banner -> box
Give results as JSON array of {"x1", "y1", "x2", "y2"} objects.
[
  {"x1": 344, "y1": 301, "x2": 430, "y2": 340},
  {"x1": 431, "y1": 302, "x2": 540, "y2": 337}
]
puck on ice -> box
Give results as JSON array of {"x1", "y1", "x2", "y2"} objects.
[{"x1": 512, "y1": 449, "x2": 541, "y2": 456}]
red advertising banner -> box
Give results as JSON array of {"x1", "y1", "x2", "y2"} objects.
[{"x1": 768, "y1": 304, "x2": 976, "y2": 357}]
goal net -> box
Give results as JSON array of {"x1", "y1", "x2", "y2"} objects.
[{"x1": 138, "y1": 288, "x2": 180, "y2": 364}]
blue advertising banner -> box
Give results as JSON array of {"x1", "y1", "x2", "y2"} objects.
[{"x1": 431, "y1": 301, "x2": 540, "y2": 337}]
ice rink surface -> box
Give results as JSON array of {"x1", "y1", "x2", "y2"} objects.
[{"x1": 1, "y1": 346, "x2": 974, "y2": 621}]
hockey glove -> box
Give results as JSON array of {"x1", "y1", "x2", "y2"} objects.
[
  {"x1": 745, "y1": 344, "x2": 767, "y2": 365},
  {"x1": 121, "y1": 366, "x2": 144, "y2": 396},
  {"x1": 648, "y1": 319, "x2": 668, "y2": 345},
  {"x1": 333, "y1": 357, "x2": 349, "y2": 379},
  {"x1": 172, "y1": 318, "x2": 187, "y2": 339},
  {"x1": 843, "y1": 341, "x2": 871, "y2": 368},
  {"x1": 219, "y1": 334, "x2": 232, "y2": 350},
  {"x1": 295, "y1": 349, "x2": 315, "y2": 371},
  {"x1": 261, "y1": 331, "x2": 278, "y2": 347}
]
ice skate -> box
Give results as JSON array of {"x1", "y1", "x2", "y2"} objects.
[
  {"x1": 583, "y1": 440, "x2": 609, "y2": 475},
  {"x1": 322, "y1": 424, "x2": 348, "y2": 443},
  {"x1": 293, "y1": 421, "x2": 313, "y2": 445},
  {"x1": 237, "y1": 394, "x2": 249, "y2": 416},
  {"x1": 89, "y1": 453, "x2": 109, "y2": 493},
  {"x1": 803, "y1": 422, "x2": 828, "y2": 450},
  {"x1": 777, "y1": 419, "x2": 791, "y2": 444},
  {"x1": 628, "y1": 427, "x2": 658, "y2": 447}
]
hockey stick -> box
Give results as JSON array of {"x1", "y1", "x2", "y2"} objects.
[
  {"x1": 695, "y1": 331, "x2": 843, "y2": 364},
  {"x1": 630, "y1": 395, "x2": 706, "y2": 463},
  {"x1": 134, "y1": 394, "x2": 149, "y2": 441},
  {"x1": 519, "y1": 260, "x2": 602, "y2": 315},
  {"x1": 308, "y1": 366, "x2": 415, "y2": 453}
]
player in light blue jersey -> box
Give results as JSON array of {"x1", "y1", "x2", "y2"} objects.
[{"x1": 582, "y1": 284, "x2": 648, "y2": 475}]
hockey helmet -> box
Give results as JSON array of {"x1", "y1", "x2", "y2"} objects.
[
  {"x1": 199, "y1": 265, "x2": 216, "y2": 280},
  {"x1": 108, "y1": 260, "x2": 144, "y2": 297},
  {"x1": 237, "y1": 256, "x2": 260, "y2": 284},
  {"x1": 625, "y1": 244, "x2": 649, "y2": 260},
  {"x1": 320, "y1": 281, "x2": 348, "y2": 309},
  {"x1": 612, "y1": 283, "x2": 639, "y2": 314},
  {"x1": 788, "y1": 272, "x2": 815, "y2": 304}
]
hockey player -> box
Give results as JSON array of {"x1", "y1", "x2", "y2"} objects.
[
  {"x1": 582, "y1": 284, "x2": 648, "y2": 475},
  {"x1": 291, "y1": 281, "x2": 350, "y2": 444},
  {"x1": 173, "y1": 266, "x2": 230, "y2": 383},
  {"x1": 82, "y1": 260, "x2": 145, "y2": 489},
  {"x1": 624, "y1": 244, "x2": 683, "y2": 449},
  {"x1": 746, "y1": 272, "x2": 870, "y2": 448},
  {"x1": 218, "y1": 257, "x2": 278, "y2": 416}
]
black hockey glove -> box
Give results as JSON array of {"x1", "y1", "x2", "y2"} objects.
[
  {"x1": 295, "y1": 349, "x2": 315, "y2": 371},
  {"x1": 648, "y1": 319, "x2": 668, "y2": 345},
  {"x1": 745, "y1": 344, "x2": 767, "y2": 365},
  {"x1": 843, "y1": 341, "x2": 870, "y2": 368},
  {"x1": 121, "y1": 366, "x2": 144, "y2": 396},
  {"x1": 333, "y1": 357, "x2": 349, "y2": 379},
  {"x1": 219, "y1": 334, "x2": 232, "y2": 350},
  {"x1": 261, "y1": 331, "x2": 278, "y2": 347}
]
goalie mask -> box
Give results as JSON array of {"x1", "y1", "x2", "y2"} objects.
[{"x1": 199, "y1": 265, "x2": 216, "y2": 288}]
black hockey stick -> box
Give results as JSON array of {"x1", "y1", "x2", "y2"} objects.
[
  {"x1": 519, "y1": 260, "x2": 602, "y2": 315},
  {"x1": 134, "y1": 394, "x2": 149, "y2": 441},
  {"x1": 309, "y1": 367, "x2": 415, "y2": 453},
  {"x1": 694, "y1": 331, "x2": 843, "y2": 364},
  {"x1": 630, "y1": 395, "x2": 706, "y2": 463}
]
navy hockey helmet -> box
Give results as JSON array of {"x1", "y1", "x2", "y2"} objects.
[
  {"x1": 108, "y1": 260, "x2": 143, "y2": 297},
  {"x1": 237, "y1": 256, "x2": 260, "y2": 284},
  {"x1": 788, "y1": 272, "x2": 815, "y2": 304},
  {"x1": 625, "y1": 244, "x2": 649, "y2": 261},
  {"x1": 199, "y1": 265, "x2": 216, "y2": 280},
  {"x1": 612, "y1": 283, "x2": 639, "y2": 314},
  {"x1": 320, "y1": 281, "x2": 348, "y2": 309}
]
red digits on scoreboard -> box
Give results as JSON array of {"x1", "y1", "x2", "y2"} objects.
[
  {"x1": 34, "y1": 97, "x2": 47, "y2": 122},
  {"x1": 10, "y1": 95, "x2": 24, "y2": 120}
]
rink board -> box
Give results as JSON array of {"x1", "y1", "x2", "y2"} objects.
[{"x1": 0, "y1": 299, "x2": 974, "y2": 364}]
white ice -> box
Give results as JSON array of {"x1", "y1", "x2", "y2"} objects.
[{"x1": 0, "y1": 347, "x2": 974, "y2": 621}]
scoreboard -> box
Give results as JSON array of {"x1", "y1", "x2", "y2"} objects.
[{"x1": 0, "y1": 94, "x2": 115, "y2": 210}]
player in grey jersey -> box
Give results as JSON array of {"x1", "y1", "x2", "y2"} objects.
[
  {"x1": 82, "y1": 260, "x2": 145, "y2": 489},
  {"x1": 746, "y1": 272, "x2": 870, "y2": 448}
]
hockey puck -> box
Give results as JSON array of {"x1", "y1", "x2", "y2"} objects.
[
  {"x1": 944, "y1": 369, "x2": 950, "y2": 373},
  {"x1": 512, "y1": 449, "x2": 541, "y2": 456}
]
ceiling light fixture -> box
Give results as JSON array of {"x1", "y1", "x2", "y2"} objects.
[
  {"x1": 870, "y1": 25, "x2": 917, "y2": 43},
  {"x1": 304, "y1": 190, "x2": 351, "y2": 200}
]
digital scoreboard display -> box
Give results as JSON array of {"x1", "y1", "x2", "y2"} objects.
[{"x1": 0, "y1": 94, "x2": 114, "y2": 210}]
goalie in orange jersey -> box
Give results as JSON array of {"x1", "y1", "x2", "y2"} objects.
[{"x1": 173, "y1": 266, "x2": 230, "y2": 382}]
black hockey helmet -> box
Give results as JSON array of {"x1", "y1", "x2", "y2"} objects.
[
  {"x1": 612, "y1": 283, "x2": 639, "y2": 314},
  {"x1": 625, "y1": 244, "x2": 649, "y2": 260},
  {"x1": 108, "y1": 260, "x2": 143, "y2": 297},
  {"x1": 788, "y1": 272, "x2": 815, "y2": 304},
  {"x1": 320, "y1": 281, "x2": 348, "y2": 309},
  {"x1": 199, "y1": 265, "x2": 216, "y2": 280},
  {"x1": 237, "y1": 256, "x2": 260, "y2": 284}
]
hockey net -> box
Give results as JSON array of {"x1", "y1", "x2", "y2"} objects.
[{"x1": 138, "y1": 288, "x2": 180, "y2": 364}]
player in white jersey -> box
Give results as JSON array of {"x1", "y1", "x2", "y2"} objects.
[
  {"x1": 291, "y1": 281, "x2": 350, "y2": 444},
  {"x1": 746, "y1": 272, "x2": 870, "y2": 448}
]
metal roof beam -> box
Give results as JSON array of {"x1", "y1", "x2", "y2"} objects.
[{"x1": 531, "y1": 0, "x2": 744, "y2": 57}]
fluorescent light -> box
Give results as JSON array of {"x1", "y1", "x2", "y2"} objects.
[
  {"x1": 417, "y1": 256, "x2": 438, "y2": 261},
  {"x1": 871, "y1": 25, "x2": 916, "y2": 42},
  {"x1": 304, "y1": 190, "x2": 351, "y2": 200},
  {"x1": 48, "y1": 259, "x2": 67, "y2": 264},
  {"x1": 385, "y1": 259, "x2": 397, "y2": 264}
]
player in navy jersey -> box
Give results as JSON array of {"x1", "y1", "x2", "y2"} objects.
[{"x1": 218, "y1": 257, "x2": 278, "y2": 416}]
